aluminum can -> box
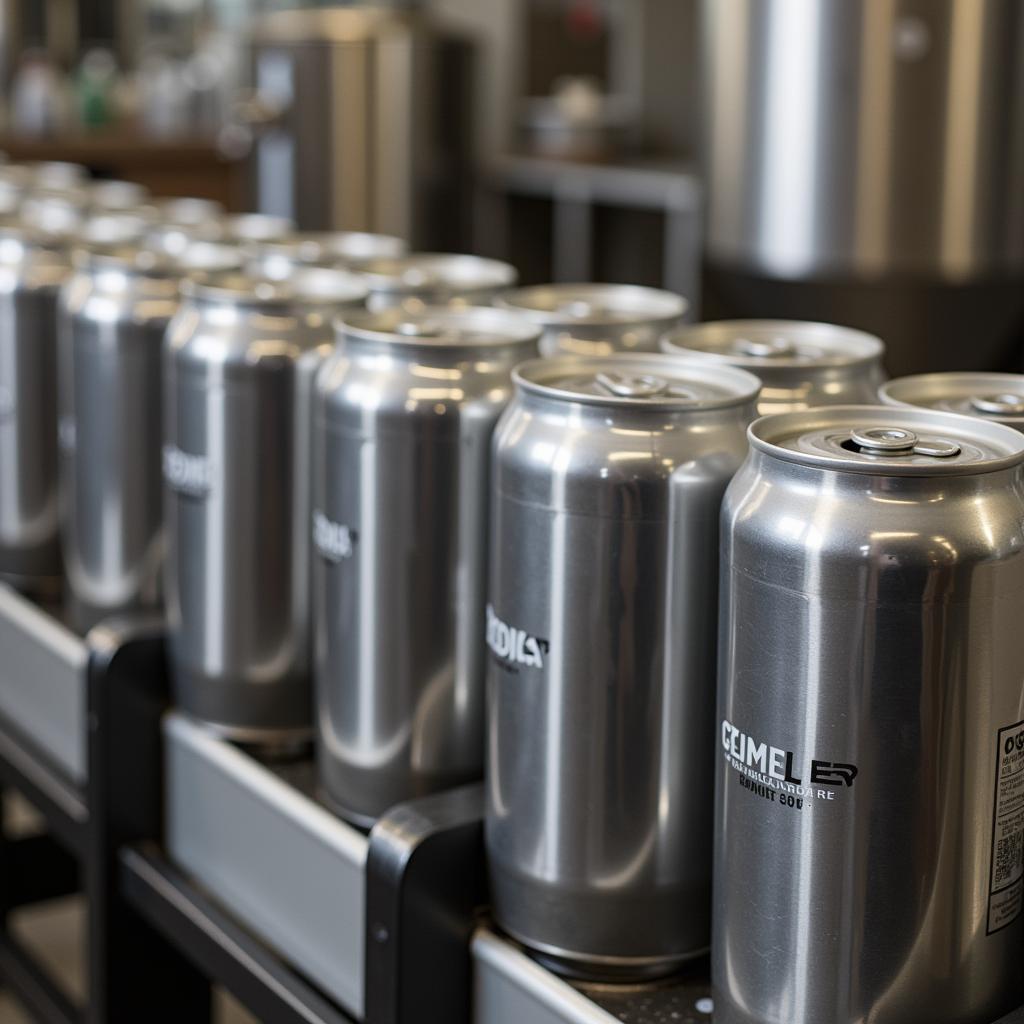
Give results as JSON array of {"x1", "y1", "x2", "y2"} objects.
[
  {"x1": 248, "y1": 231, "x2": 408, "y2": 280},
  {"x1": 222, "y1": 213, "x2": 295, "y2": 244},
  {"x1": 89, "y1": 179, "x2": 150, "y2": 211},
  {"x1": 59, "y1": 241, "x2": 242, "y2": 631},
  {"x1": 146, "y1": 198, "x2": 227, "y2": 256},
  {"x1": 662, "y1": 319, "x2": 886, "y2": 415},
  {"x1": 21, "y1": 190, "x2": 88, "y2": 237},
  {"x1": 355, "y1": 253, "x2": 517, "y2": 313},
  {"x1": 28, "y1": 161, "x2": 88, "y2": 189},
  {"x1": 313, "y1": 307, "x2": 540, "y2": 825},
  {"x1": 496, "y1": 283, "x2": 687, "y2": 357},
  {"x1": 715, "y1": 406, "x2": 1024, "y2": 1024},
  {"x1": 487, "y1": 354, "x2": 760, "y2": 979},
  {"x1": 0, "y1": 222, "x2": 74, "y2": 593},
  {"x1": 880, "y1": 372, "x2": 1024, "y2": 433},
  {"x1": 166, "y1": 267, "x2": 368, "y2": 746}
]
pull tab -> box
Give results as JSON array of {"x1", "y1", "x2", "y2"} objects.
[
  {"x1": 395, "y1": 320, "x2": 444, "y2": 338},
  {"x1": 849, "y1": 425, "x2": 961, "y2": 458},
  {"x1": 734, "y1": 335, "x2": 796, "y2": 358},
  {"x1": 595, "y1": 371, "x2": 668, "y2": 399},
  {"x1": 970, "y1": 393, "x2": 1024, "y2": 416}
]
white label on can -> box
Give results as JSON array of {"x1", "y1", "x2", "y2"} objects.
[
  {"x1": 485, "y1": 604, "x2": 548, "y2": 671},
  {"x1": 987, "y1": 718, "x2": 1024, "y2": 934},
  {"x1": 162, "y1": 444, "x2": 212, "y2": 499},
  {"x1": 312, "y1": 510, "x2": 357, "y2": 562}
]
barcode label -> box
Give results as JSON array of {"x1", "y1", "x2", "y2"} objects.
[{"x1": 988, "y1": 719, "x2": 1024, "y2": 934}]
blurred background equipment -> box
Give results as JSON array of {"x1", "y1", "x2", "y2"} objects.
[{"x1": 703, "y1": 0, "x2": 1024, "y2": 375}]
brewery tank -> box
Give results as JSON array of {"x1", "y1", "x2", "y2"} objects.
[{"x1": 702, "y1": 0, "x2": 1024, "y2": 375}]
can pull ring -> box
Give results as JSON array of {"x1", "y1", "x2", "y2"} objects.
[
  {"x1": 970, "y1": 393, "x2": 1024, "y2": 416},
  {"x1": 734, "y1": 335, "x2": 795, "y2": 358},
  {"x1": 594, "y1": 372, "x2": 668, "y2": 399},
  {"x1": 850, "y1": 426, "x2": 960, "y2": 458}
]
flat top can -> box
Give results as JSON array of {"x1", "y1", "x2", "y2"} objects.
[
  {"x1": 487, "y1": 354, "x2": 759, "y2": 979},
  {"x1": 248, "y1": 231, "x2": 408, "y2": 279},
  {"x1": 662, "y1": 318, "x2": 886, "y2": 415},
  {"x1": 715, "y1": 405, "x2": 1024, "y2": 1024},
  {"x1": 354, "y1": 252, "x2": 517, "y2": 312},
  {"x1": 28, "y1": 161, "x2": 88, "y2": 189},
  {"x1": 165, "y1": 266, "x2": 368, "y2": 742},
  {"x1": 314, "y1": 306, "x2": 540, "y2": 825},
  {"x1": 221, "y1": 213, "x2": 295, "y2": 244},
  {"x1": 496, "y1": 283, "x2": 687, "y2": 357},
  {"x1": 88, "y1": 179, "x2": 150, "y2": 212},
  {"x1": 880, "y1": 371, "x2": 1024, "y2": 433}
]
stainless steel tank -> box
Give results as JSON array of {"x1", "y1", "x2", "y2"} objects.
[
  {"x1": 313, "y1": 306, "x2": 540, "y2": 825},
  {"x1": 879, "y1": 371, "x2": 1024, "y2": 432},
  {"x1": 59, "y1": 241, "x2": 242, "y2": 632},
  {"x1": 487, "y1": 354, "x2": 760, "y2": 980},
  {"x1": 715, "y1": 405, "x2": 1024, "y2": 1024},
  {"x1": 165, "y1": 267, "x2": 368, "y2": 747},
  {"x1": 703, "y1": 0, "x2": 1024, "y2": 375},
  {"x1": 0, "y1": 222, "x2": 72, "y2": 594},
  {"x1": 495, "y1": 284, "x2": 688, "y2": 358},
  {"x1": 357, "y1": 253, "x2": 517, "y2": 313},
  {"x1": 245, "y1": 6, "x2": 474, "y2": 246},
  {"x1": 662, "y1": 319, "x2": 887, "y2": 415}
]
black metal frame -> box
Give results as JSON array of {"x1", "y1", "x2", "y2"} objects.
[{"x1": 0, "y1": 614, "x2": 209, "y2": 1023}]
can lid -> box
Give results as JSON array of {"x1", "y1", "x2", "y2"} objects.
[
  {"x1": 354, "y1": 253, "x2": 517, "y2": 295},
  {"x1": 182, "y1": 266, "x2": 368, "y2": 309},
  {"x1": 879, "y1": 373, "x2": 1024, "y2": 431},
  {"x1": 78, "y1": 212, "x2": 154, "y2": 246},
  {"x1": 514, "y1": 354, "x2": 761, "y2": 410},
  {"x1": 151, "y1": 196, "x2": 225, "y2": 225},
  {"x1": 339, "y1": 306, "x2": 542, "y2": 350},
  {"x1": 89, "y1": 179, "x2": 150, "y2": 212},
  {"x1": 21, "y1": 190, "x2": 88, "y2": 236},
  {"x1": 663, "y1": 319, "x2": 884, "y2": 369},
  {"x1": 27, "y1": 161, "x2": 88, "y2": 188},
  {"x1": 496, "y1": 283, "x2": 687, "y2": 327},
  {"x1": 252, "y1": 231, "x2": 408, "y2": 272},
  {"x1": 222, "y1": 213, "x2": 295, "y2": 244},
  {"x1": 752, "y1": 405, "x2": 1024, "y2": 476},
  {"x1": 73, "y1": 239, "x2": 242, "y2": 277}
]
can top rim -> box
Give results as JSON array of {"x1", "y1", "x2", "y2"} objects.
[
  {"x1": 879, "y1": 372, "x2": 1024, "y2": 428},
  {"x1": 750, "y1": 405, "x2": 1024, "y2": 475},
  {"x1": 338, "y1": 306, "x2": 542, "y2": 349},
  {"x1": 72, "y1": 240, "x2": 243, "y2": 276},
  {"x1": 150, "y1": 196, "x2": 225, "y2": 224},
  {"x1": 88, "y1": 179, "x2": 150, "y2": 211},
  {"x1": 495, "y1": 283, "x2": 687, "y2": 326},
  {"x1": 253, "y1": 230, "x2": 409, "y2": 265},
  {"x1": 182, "y1": 266, "x2": 369, "y2": 307},
  {"x1": 514, "y1": 354, "x2": 761, "y2": 409},
  {"x1": 663, "y1": 319, "x2": 884, "y2": 368},
  {"x1": 352, "y1": 252, "x2": 517, "y2": 294}
]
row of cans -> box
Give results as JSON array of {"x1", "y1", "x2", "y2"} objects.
[{"x1": 1, "y1": 164, "x2": 1022, "y2": 1023}]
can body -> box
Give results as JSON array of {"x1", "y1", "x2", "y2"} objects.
[
  {"x1": 663, "y1": 319, "x2": 887, "y2": 415},
  {"x1": 59, "y1": 260, "x2": 175, "y2": 629},
  {"x1": 313, "y1": 308, "x2": 539, "y2": 825},
  {"x1": 166, "y1": 271, "x2": 366, "y2": 743},
  {"x1": 714, "y1": 407, "x2": 1024, "y2": 1024},
  {"x1": 487, "y1": 356, "x2": 759, "y2": 978},
  {"x1": 0, "y1": 237, "x2": 68, "y2": 591}
]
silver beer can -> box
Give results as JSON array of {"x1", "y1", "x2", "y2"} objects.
[
  {"x1": 88, "y1": 179, "x2": 150, "y2": 211},
  {"x1": 662, "y1": 318, "x2": 886, "y2": 415},
  {"x1": 146, "y1": 198, "x2": 227, "y2": 256},
  {"x1": 59, "y1": 241, "x2": 242, "y2": 631},
  {"x1": 166, "y1": 267, "x2": 369, "y2": 746},
  {"x1": 487, "y1": 354, "x2": 760, "y2": 979},
  {"x1": 248, "y1": 231, "x2": 408, "y2": 280},
  {"x1": 28, "y1": 161, "x2": 88, "y2": 189},
  {"x1": 715, "y1": 406, "x2": 1024, "y2": 1024},
  {"x1": 355, "y1": 253, "x2": 518, "y2": 313},
  {"x1": 0, "y1": 222, "x2": 75, "y2": 593},
  {"x1": 880, "y1": 371, "x2": 1024, "y2": 433},
  {"x1": 313, "y1": 307, "x2": 541, "y2": 825},
  {"x1": 496, "y1": 283, "x2": 687, "y2": 357}
]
